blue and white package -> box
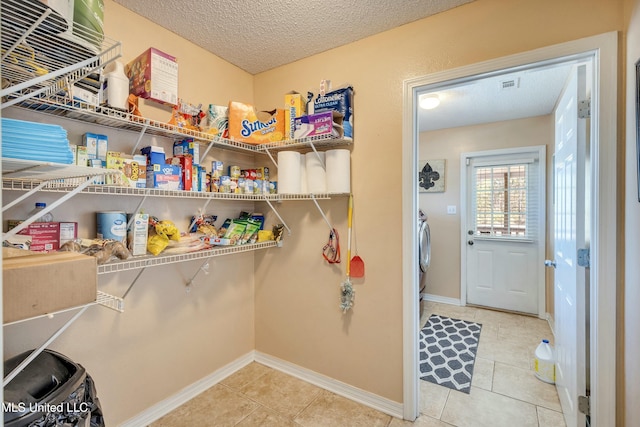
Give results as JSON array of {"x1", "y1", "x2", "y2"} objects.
[{"x1": 312, "y1": 86, "x2": 353, "y2": 140}]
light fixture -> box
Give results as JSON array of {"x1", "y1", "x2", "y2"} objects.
[{"x1": 419, "y1": 94, "x2": 440, "y2": 110}]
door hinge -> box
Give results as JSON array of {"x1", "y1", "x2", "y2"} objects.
[
  {"x1": 579, "y1": 99, "x2": 591, "y2": 119},
  {"x1": 578, "y1": 248, "x2": 590, "y2": 268},
  {"x1": 578, "y1": 395, "x2": 591, "y2": 416}
]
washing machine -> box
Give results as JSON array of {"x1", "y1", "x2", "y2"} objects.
[{"x1": 418, "y1": 209, "x2": 431, "y2": 311}]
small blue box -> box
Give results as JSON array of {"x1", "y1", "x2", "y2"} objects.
[{"x1": 141, "y1": 146, "x2": 166, "y2": 165}]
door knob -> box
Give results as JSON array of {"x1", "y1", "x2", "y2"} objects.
[
  {"x1": 468, "y1": 240, "x2": 474, "y2": 246},
  {"x1": 544, "y1": 260, "x2": 557, "y2": 268}
]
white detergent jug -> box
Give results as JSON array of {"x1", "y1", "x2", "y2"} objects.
[
  {"x1": 534, "y1": 339, "x2": 555, "y2": 384},
  {"x1": 103, "y1": 61, "x2": 129, "y2": 110}
]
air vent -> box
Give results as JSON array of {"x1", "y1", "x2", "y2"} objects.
[{"x1": 500, "y1": 78, "x2": 520, "y2": 90}]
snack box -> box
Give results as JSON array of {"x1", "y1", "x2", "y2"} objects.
[
  {"x1": 285, "y1": 91, "x2": 308, "y2": 139},
  {"x1": 3, "y1": 248, "x2": 97, "y2": 323},
  {"x1": 6, "y1": 221, "x2": 78, "y2": 252},
  {"x1": 228, "y1": 101, "x2": 285, "y2": 144},
  {"x1": 141, "y1": 145, "x2": 166, "y2": 165},
  {"x1": 167, "y1": 156, "x2": 192, "y2": 191},
  {"x1": 147, "y1": 164, "x2": 182, "y2": 190},
  {"x1": 126, "y1": 47, "x2": 178, "y2": 106},
  {"x1": 173, "y1": 139, "x2": 200, "y2": 164},
  {"x1": 105, "y1": 151, "x2": 144, "y2": 188},
  {"x1": 293, "y1": 111, "x2": 344, "y2": 139},
  {"x1": 206, "y1": 104, "x2": 229, "y2": 138},
  {"x1": 312, "y1": 86, "x2": 353, "y2": 140}
]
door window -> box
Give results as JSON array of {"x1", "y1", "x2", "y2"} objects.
[{"x1": 472, "y1": 162, "x2": 538, "y2": 240}]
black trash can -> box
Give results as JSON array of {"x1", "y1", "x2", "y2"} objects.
[{"x1": 3, "y1": 349, "x2": 104, "y2": 427}]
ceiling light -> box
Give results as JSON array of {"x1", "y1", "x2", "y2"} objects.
[{"x1": 419, "y1": 94, "x2": 440, "y2": 110}]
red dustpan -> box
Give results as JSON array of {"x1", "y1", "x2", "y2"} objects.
[{"x1": 350, "y1": 196, "x2": 365, "y2": 278}]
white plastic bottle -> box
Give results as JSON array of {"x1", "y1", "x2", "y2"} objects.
[
  {"x1": 534, "y1": 339, "x2": 555, "y2": 384},
  {"x1": 28, "y1": 202, "x2": 53, "y2": 223},
  {"x1": 103, "y1": 61, "x2": 129, "y2": 110}
]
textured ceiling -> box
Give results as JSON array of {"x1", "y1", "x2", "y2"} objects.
[
  {"x1": 113, "y1": 0, "x2": 572, "y2": 130},
  {"x1": 113, "y1": 0, "x2": 475, "y2": 74}
]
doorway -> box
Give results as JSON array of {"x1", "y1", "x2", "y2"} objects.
[
  {"x1": 461, "y1": 146, "x2": 546, "y2": 317},
  {"x1": 402, "y1": 32, "x2": 617, "y2": 426}
]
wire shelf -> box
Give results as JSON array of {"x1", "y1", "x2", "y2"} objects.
[
  {"x1": 98, "y1": 241, "x2": 279, "y2": 274},
  {"x1": 1, "y1": 0, "x2": 122, "y2": 108},
  {"x1": 96, "y1": 290, "x2": 125, "y2": 313},
  {"x1": 2, "y1": 158, "x2": 121, "y2": 181}
]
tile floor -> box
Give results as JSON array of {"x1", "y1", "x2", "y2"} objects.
[{"x1": 150, "y1": 302, "x2": 566, "y2": 427}]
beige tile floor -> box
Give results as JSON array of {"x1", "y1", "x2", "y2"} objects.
[{"x1": 150, "y1": 302, "x2": 566, "y2": 427}]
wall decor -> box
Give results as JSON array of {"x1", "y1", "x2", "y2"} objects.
[{"x1": 419, "y1": 159, "x2": 445, "y2": 193}]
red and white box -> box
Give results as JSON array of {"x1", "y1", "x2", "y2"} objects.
[{"x1": 6, "y1": 221, "x2": 78, "y2": 252}]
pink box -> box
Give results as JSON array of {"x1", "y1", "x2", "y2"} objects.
[
  {"x1": 126, "y1": 48, "x2": 178, "y2": 106},
  {"x1": 293, "y1": 111, "x2": 343, "y2": 139},
  {"x1": 7, "y1": 222, "x2": 78, "y2": 252}
]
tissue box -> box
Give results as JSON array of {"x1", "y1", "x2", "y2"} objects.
[
  {"x1": 228, "y1": 101, "x2": 285, "y2": 144},
  {"x1": 126, "y1": 48, "x2": 178, "y2": 106},
  {"x1": 147, "y1": 164, "x2": 182, "y2": 190},
  {"x1": 293, "y1": 111, "x2": 343, "y2": 139}
]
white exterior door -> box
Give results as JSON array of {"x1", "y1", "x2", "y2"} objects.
[
  {"x1": 552, "y1": 64, "x2": 588, "y2": 427},
  {"x1": 463, "y1": 147, "x2": 546, "y2": 316}
]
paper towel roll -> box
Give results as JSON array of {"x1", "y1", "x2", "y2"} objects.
[
  {"x1": 326, "y1": 149, "x2": 350, "y2": 193},
  {"x1": 300, "y1": 154, "x2": 308, "y2": 194},
  {"x1": 277, "y1": 151, "x2": 301, "y2": 194},
  {"x1": 305, "y1": 152, "x2": 327, "y2": 194}
]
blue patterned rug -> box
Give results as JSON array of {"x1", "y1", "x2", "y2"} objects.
[{"x1": 419, "y1": 314, "x2": 482, "y2": 394}]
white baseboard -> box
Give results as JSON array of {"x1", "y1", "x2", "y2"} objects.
[
  {"x1": 119, "y1": 352, "x2": 254, "y2": 427},
  {"x1": 121, "y1": 351, "x2": 404, "y2": 425},
  {"x1": 254, "y1": 351, "x2": 404, "y2": 419},
  {"x1": 422, "y1": 293, "x2": 462, "y2": 306}
]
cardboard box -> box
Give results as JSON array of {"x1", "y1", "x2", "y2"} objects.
[
  {"x1": 167, "y1": 156, "x2": 192, "y2": 191},
  {"x1": 228, "y1": 101, "x2": 285, "y2": 144},
  {"x1": 146, "y1": 164, "x2": 182, "y2": 190},
  {"x1": 312, "y1": 86, "x2": 353, "y2": 140},
  {"x1": 173, "y1": 139, "x2": 200, "y2": 164},
  {"x1": 285, "y1": 91, "x2": 307, "y2": 139},
  {"x1": 105, "y1": 151, "x2": 143, "y2": 188},
  {"x1": 3, "y1": 249, "x2": 97, "y2": 323},
  {"x1": 126, "y1": 47, "x2": 178, "y2": 106},
  {"x1": 293, "y1": 111, "x2": 344, "y2": 139},
  {"x1": 6, "y1": 221, "x2": 78, "y2": 252},
  {"x1": 83, "y1": 132, "x2": 99, "y2": 159}
]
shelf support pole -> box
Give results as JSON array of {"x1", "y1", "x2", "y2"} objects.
[
  {"x1": 130, "y1": 120, "x2": 150, "y2": 155},
  {"x1": 310, "y1": 195, "x2": 334, "y2": 233},
  {"x1": 308, "y1": 141, "x2": 326, "y2": 168},
  {"x1": 185, "y1": 257, "x2": 213, "y2": 291},
  {"x1": 200, "y1": 137, "x2": 220, "y2": 161},
  {"x1": 1, "y1": 181, "x2": 49, "y2": 212},
  {"x1": 121, "y1": 267, "x2": 148, "y2": 300},
  {"x1": 263, "y1": 148, "x2": 278, "y2": 168},
  {"x1": 126, "y1": 190, "x2": 150, "y2": 229},
  {"x1": 3, "y1": 305, "x2": 91, "y2": 387},
  {"x1": 262, "y1": 197, "x2": 291, "y2": 235}
]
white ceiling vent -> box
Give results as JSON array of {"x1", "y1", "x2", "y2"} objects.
[{"x1": 500, "y1": 78, "x2": 520, "y2": 90}]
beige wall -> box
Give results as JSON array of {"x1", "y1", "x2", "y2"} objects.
[
  {"x1": 254, "y1": 0, "x2": 622, "y2": 405},
  {"x1": 624, "y1": 0, "x2": 640, "y2": 425},
  {"x1": 418, "y1": 115, "x2": 554, "y2": 308},
  {"x1": 1, "y1": 0, "x2": 629, "y2": 425},
  {"x1": 3, "y1": 2, "x2": 258, "y2": 426}
]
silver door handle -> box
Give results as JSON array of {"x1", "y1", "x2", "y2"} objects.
[{"x1": 544, "y1": 260, "x2": 557, "y2": 268}]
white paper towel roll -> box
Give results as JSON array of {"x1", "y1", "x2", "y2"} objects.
[
  {"x1": 277, "y1": 151, "x2": 301, "y2": 194},
  {"x1": 300, "y1": 154, "x2": 308, "y2": 194},
  {"x1": 326, "y1": 149, "x2": 350, "y2": 193},
  {"x1": 305, "y1": 152, "x2": 327, "y2": 194}
]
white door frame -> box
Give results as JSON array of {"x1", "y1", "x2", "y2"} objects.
[
  {"x1": 460, "y1": 145, "x2": 547, "y2": 319},
  {"x1": 402, "y1": 31, "x2": 617, "y2": 425}
]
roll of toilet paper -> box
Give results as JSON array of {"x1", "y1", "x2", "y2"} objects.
[
  {"x1": 300, "y1": 153, "x2": 308, "y2": 194},
  {"x1": 277, "y1": 151, "x2": 302, "y2": 194},
  {"x1": 325, "y1": 149, "x2": 351, "y2": 193},
  {"x1": 306, "y1": 151, "x2": 327, "y2": 194}
]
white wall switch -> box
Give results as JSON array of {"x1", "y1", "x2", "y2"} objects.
[{"x1": 447, "y1": 205, "x2": 457, "y2": 215}]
